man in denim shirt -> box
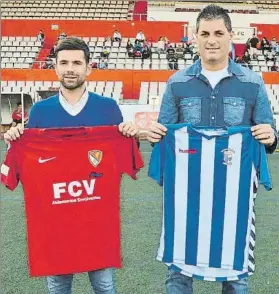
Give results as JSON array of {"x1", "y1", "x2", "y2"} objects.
[{"x1": 147, "y1": 4, "x2": 277, "y2": 294}]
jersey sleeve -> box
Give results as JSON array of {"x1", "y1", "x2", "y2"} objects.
[
  {"x1": 1, "y1": 145, "x2": 20, "y2": 191},
  {"x1": 116, "y1": 137, "x2": 144, "y2": 179},
  {"x1": 253, "y1": 140, "x2": 272, "y2": 191},
  {"x1": 148, "y1": 139, "x2": 165, "y2": 186}
]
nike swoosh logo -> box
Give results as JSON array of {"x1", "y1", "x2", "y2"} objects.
[{"x1": 38, "y1": 157, "x2": 56, "y2": 164}]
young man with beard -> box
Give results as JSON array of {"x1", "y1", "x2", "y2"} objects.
[
  {"x1": 4, "y1": 37, "x2": 138, "y2": 294},
  {"x1": 147, "y1": 5, "x2": 277, "y2": 294}
]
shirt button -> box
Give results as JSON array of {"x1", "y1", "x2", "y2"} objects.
[
  {"x1": 211, "y1": 96, "x2": 215, "y2": 99},
  {"x1": 233, "y1": 102, "x2": 236, "y2": 106},
  {"x1": 212, "y1": 116, "x2": 215, "y2": 120},
  {"x1": 188, "y1": 102, "x2": 192, "y2": 106}
]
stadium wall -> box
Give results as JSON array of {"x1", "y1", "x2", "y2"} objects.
[
  {"x1": 2, "y1": 69, "x2": 279, "y2": 99},
  {"x1": 251, "y1": 23, "x2": 279, "y2": 40},
  {"x1": 2, "y1": 20, "x2": 187, "y2": 44},
  {"x1": 148, "y1": 10, "x2": 279, "y2": 28}
]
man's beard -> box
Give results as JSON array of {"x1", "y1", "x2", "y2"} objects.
[
  {"x1": 60, "y1": 77, "x2": 85, "y2": 90},
  {"x1": 207, "y1": 57, "x2": 218, "y2": 64}
]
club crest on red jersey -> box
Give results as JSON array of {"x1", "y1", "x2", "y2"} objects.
[{"x1": 88, "y1": 150, "x2": 103, "y2": 167}]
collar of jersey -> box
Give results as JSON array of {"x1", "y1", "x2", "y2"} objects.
[{"x1": 166, "y1": 123, "x2": 251, "y2": 140}]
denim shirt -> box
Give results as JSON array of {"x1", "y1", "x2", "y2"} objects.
[{"x1": 158, "y1": 59, "x2": 277, "y2": 153}]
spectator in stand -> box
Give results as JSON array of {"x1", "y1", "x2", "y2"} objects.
[
  {"x1": 167, "y1": 45, "x2": 178, "y2": 70},
  {"x1": 249, "y1": 34, "x2": 259, "y2": 59},
  {"x1": 166, "y1": 45, "x2": 175, "y2": 59},
  {"x1": 168, "y1": 55, "x2": 178, "y2": 70},
  {"x1": 133, "y1": 44, "x2": 142, "y2": 58},
  {"x1": 49, "y1": 43, "x2": 57, "y2": 58},
  {"x1": 260, "y1": 37, "x2": 271, "y2": 55},
  {"x1": 265, "y1": 51, "x2": 275, "y2": 62},
  {"x1": 184, "y1": 42, "x2": 194, "y2": 57},
  {"x1": 12, "y1": 102, "x2": 28, "y2": 126},
  {"x1": 242, "y1": 50, "x2": 251, "y2": 63},
  {"x1": 133, "y1": 40, "x2": 142, "y2": 51},
  {"x1": 181, "y1": 36, "x2": 189, "y2": 43},
  {"x1": 242, "y1": 51, "x2": 252, "y2": 69},
  {"x1": 112, "y1": 30, "x2": 121, "y2": 42},
  {"x1": 245, "y1": 38, "x2": 251, "y2": 51},
  {"x1": 101, "y1": 47, "x2": 110, "y2": 58},
  {"x1": 157, "y1": 36, "x2": 166, "y2": 53},
  {"x1": 175, "y1": 44, "x2": 185, "y2": 59},
  {"x1": 135, "y1": 30, "x2": 145, "y2": 43},
  {"x1": 141, "y1": 46, "x2": 151, "y2": 60},
  {"x1": 42, "y1": 57, "x2": 54, "y2": 69},
  {"x1": 58, "y1": 31, "x2": 67, "y2": 40},
  {"x1": 126, "y1": 39, "x2": 134, "y2": 57},
  {"x1": 37, "y1": 30, "x2": 45, "y2": 42},
  {"x1": 270, "y1": 37, "x2": 277, "y2": 52},
  {"x1": 91, "y1": 60, "x2": 98, "y2": 69},
  {"x1": 98, "y1": 58, "x2": 108, "y2": 69},
  {"x1": 157, "y1": 35, "x2": 169, "y2": 47},
  {"x1": 133, "y1": 40, "x2": 143, "y2": 58},
  {"x1": 165, "y1": 40, "x2": 171, "y2": 50},
  {"x1": 270, "y1": 61, "x2": 278, "y2": 72}
]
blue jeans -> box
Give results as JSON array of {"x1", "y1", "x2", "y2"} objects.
[
  {"x1": 166, "y1": 270, "x2": 248, "y2": 294},
  {"x1": 47, "y1": 268, "x2": 116, "y2": 294}
]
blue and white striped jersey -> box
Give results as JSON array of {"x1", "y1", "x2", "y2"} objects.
[{"x1": 148, "y1": 124, "x2": 272, "y2": 281}]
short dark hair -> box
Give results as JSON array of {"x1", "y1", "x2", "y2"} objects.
[
  {"x1": 55, "y1": 37, "x2": 90, "y2": 64},
  {"x1": 196, "y1": 4, "x2": 232, "y2": 33},
  {"x1": 17, "y1": 102, "x2": 22, "y2": 106}
]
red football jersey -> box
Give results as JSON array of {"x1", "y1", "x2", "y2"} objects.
[{"x1": 1, "y1": 126, "x2": 144, "y2": 277}]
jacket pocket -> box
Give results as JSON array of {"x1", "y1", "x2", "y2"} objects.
[
  {"x1": 180, "y1": 97, "x2": 202, "y2": 125},
  {"x1": 223, "y1": 97, "x2": 245, "y2": 126}
]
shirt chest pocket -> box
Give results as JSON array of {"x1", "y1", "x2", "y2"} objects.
[
  {"x1": 180, "y1": 97, "x2": 202, "y2": 125},
  {"x1": 223, "y1": 97, "x2": 245, "y2": 126}
]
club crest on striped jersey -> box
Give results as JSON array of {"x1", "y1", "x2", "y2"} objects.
[
  {"x1": 221, "y1": 148, "x2": 235, "y2": 165},
  {"x1": 88, "y1": 150, "x2": 103, "y2": 167}
]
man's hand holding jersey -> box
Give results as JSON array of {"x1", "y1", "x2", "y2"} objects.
[
  {"x1": 118, "y1": 121, "x2": 139, "y2": 137},
  {"x1": 4, "y1": 124, "x2": 24, "y2": 144},
  {"x1": 146, "y1": 122, "x2": 167, "y2": 143},
  {"x1": 251, "y1": 124, "x2": 276, "y2": 147}
]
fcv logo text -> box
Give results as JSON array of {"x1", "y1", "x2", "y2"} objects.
[{"x1": 53, "y1": 179, "x2": 96, "y2": 199}]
